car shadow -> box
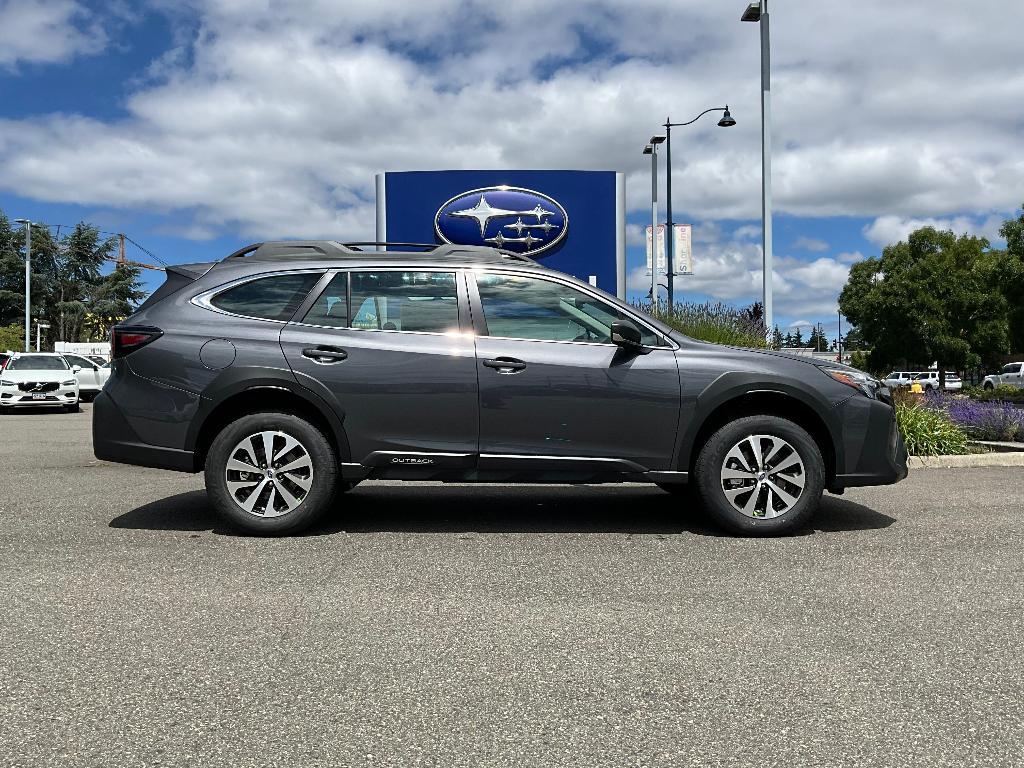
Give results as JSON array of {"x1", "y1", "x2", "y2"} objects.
[{"x1": 109, "y1": 486, "x2": 895, "y2": 538}]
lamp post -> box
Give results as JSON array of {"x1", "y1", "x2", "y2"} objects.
[
  {"x1": 35, "y1": 321, "x2": 50, "y2": 352},
  {"x1": 663, "y1": 106, "x2": 736, "y2": 307},
  {"x1": 642, "y1": 135, "x2": 666, "y2": 310},
  {"x1": 742, "y1": 0, "x2": 773, "y2": 332},
  {"x1": 14, "y1": 218, "x2": 35, "y2": 353}
]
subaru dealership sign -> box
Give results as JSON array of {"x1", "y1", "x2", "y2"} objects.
[{"x1": 375, "y1": 170, "x2": 626, "y2": 298}]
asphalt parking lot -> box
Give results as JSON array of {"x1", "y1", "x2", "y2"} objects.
[{"x1": 1, "y1": 404, "x2": 1022, "y2": 767}]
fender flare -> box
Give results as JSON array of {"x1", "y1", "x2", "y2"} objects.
[
  {"x1": 674, "y1": 371, "x2": 845, "y2": 474},
  {"x1": 184, "y1": 365, "x2": 351, "y2": 462}
]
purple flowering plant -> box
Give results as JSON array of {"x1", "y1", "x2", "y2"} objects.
[{"x1": 923, "y1": 390, "x2": 1024, "y2": 442}]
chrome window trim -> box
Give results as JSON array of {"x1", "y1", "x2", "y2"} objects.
[
  {"x1": 287, "y1": 322, "x2": 466, "y2": 339},
  {"x1": 470, "y1": 267, "x2": 677, "y2": 350},
  {"x1": 190, "y1": 268, "x2": 327, "y2": 324}
]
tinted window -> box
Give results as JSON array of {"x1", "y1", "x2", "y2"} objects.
[
  {"x1": 476, "y1": 273, "x2": 662, "y2": 346},
  {"x1": 302, "y1": 273, "x2": 348, "y2": 328},
  {"x1": 64, "y1": 355, "x2": 96, "y2": 369},
  {"x1": 349, "y1": 272, "x2": 459, "y2": 333},
  {"x1": 1003, "y1": 364, "x2": 1021, "y2": 374},
  {"x1": 7, "y1": 356, "x2": 69, "y2": 371},
  {"x1": 211, "y1": 272, "x2": 321, "y2": 321}
]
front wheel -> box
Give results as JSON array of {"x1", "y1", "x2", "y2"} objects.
[
  {"x1": 694, "y1": 415, "x2": 824, "y2": 536},
  {"x1": 205, "y1": 412, "x2": 338, "y2": 535},
  {"x1": 983, "y1": 381, "x2": 994, "y2": 391}
]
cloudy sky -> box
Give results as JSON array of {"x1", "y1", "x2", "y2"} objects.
[{"x1": 1, "y1": 0, "x2": 1021, "y2": 336}]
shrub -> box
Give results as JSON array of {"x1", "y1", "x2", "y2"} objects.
[
  {"x1": 973, "y1": 384, "x2": 1024, "y2": 404},
  {"x1": 636, "y1": 301, "x2": 768, "y2": 348},
  {"x1": 894, "y1": 398, "x2": 969, "y2": 456},
  {"x1": 945, "y1": 398, "x2": 1024, "y2": 442}
]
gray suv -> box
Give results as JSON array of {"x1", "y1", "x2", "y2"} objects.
[{"x1": 93, "y1": 241, "x2": 907, "y2": 535}]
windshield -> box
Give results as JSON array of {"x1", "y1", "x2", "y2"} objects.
[{"x1": 7, "y1": 356, "x2": 69, "y2": 371}]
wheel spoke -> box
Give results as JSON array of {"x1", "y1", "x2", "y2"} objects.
[
  {"x1": 227, "y1": 478, "x2": 260, "y2": 495},
  {"x1": 227, "y1": 457, "x2": 260, "y2": 474},
  {"x1": 770, "y1": 453, "x2": 802, "y2": 474},
  {"x1": 762, "y1": 439, "x2": 786, "y2": 468},
  {"x1": 774, "y1": 469, "x2": 805, "y2": 490},
  {"x1": 725, "y1": 445, "x2": 755, "y2": 473},
  {"x1": 741, "y1": 483, "x2": 762, "y2": 516},
  {"x1": 274, "y1": 481, "x2": 302, "y2": 511},
  {"x1": 239, "y1": 479, "x2": 269, "y2": 513},
  {"x1": 745, "y1": 436, "x2": 764, "y2": 471},
  {"x1": 765, "y1": 479, "x2": 800, "y2": 510},
  {"x1": 283, "y1": 471, "x2": 312, "y2": 492},
  {"x1": 276, "y1": 454, "x2": 312, "y2": 475},
  {"x1": 724, "y1": 484, "x2": 755, "y2": 502},
  {"x1": 722, "y1": 466, "x2": 756, "y2": 481},
  {"x1": 263, "y1": 484, "x2": 277, "y2": 516},
  {"x1": 260, "y1": 431, "x2": 276, "y2": 468},
  {"x1": 273, "y1": 434, "x2": 302, "y2": 464}
]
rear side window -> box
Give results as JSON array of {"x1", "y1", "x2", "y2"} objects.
[
  {"x1": 349, "y1": 271, "x2": 459, "y2": 333},
  {"x1": 211, "y1": 273, "x2": 321, "y2": 321},
  {"x1": 301, "y1": 273, "x2": 348, "y2": 328}
]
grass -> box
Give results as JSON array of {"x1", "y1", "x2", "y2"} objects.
[{"x1": 892, "y1": 390, "x2": 970, "y2": 456}]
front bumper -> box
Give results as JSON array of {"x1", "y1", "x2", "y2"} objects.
[
  {"x1": 831, "y1": 396, "x2": 909, "y2": 490},
  {"x1": 0, "y1": 387, "x2": 79, "y2": 407}
]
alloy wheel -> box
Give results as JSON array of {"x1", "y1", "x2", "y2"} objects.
[
  {"x1": 224, "y1": 430, "x2": 313, "y2": 517},
  {"x1": 719, "y1": 434, "x2": 806, "y2": 519}
]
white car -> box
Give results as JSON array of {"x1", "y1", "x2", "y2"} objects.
[
  {"x1": 60, "y1": 353, "x2": 111, "y2": 401},
  {"x1": 883, "y1": 371, "x2": 916, "y2": 388},
  {"x1": 983, "y1": 362, "x2": 1024, "y2": 390},
  {"x1": 912, "y1": 372, "x2": 962, "y2": 391},
  {"x1": 0, "y1": 353, "x2": 81, "y2": 412}
]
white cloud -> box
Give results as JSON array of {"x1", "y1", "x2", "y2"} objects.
[
  {"x1": 626, "y1": 231, "x2": 851, "y2": 321},
  {"x1": 862, "y1": 214, "x2": 1007, "y2": 249},
  {"x1": 0, "y1": 0, "x2": 106, "y2": 67},
  {"x1": 793, "y1": 236, "x2": 829, "y2": 252}
]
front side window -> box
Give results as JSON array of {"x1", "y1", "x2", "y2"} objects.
[
  {"x1": 1003, "y1": 364, "x2": 1021, "y2": 375},
  {"x1": 210, "y1": 272, "x2": 321, "y2": 321},
  {"x1": 475, "y1": 273, "x2": 663, "y2": 346},
  {"x1": 64, "y1": 355, "x2": 95, "y2": 370},
  {"x1": 348, "y1": 271, "x2": 459, "y2": 333},
  {"x1": 7, "y1": 356, "x2": 69, "y2": 371}
]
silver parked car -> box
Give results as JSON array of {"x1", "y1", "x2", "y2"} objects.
[{"x1": 983, "y1": 362, "x2": 1024, "y2": 390}]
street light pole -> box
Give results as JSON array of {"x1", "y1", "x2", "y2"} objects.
[
  {"x1": 743, "y1": 0, "x2": 773, "y2": 332},
  {"x1": 14, "y1": 219, "x2": 33, "y2": 353},
  {"x1": 35, "y1": 321, "x2": 50, "y2": 352},
  {"x1": 643, "y1": 136, "x2": 666, "y2": 311},
  {"x1": 663, "y1": 106, "x2": 735, "y2": 308}
]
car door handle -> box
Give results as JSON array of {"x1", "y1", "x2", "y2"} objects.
[
  {"x1": 302, "y1": 346, "x2": 348, "y2": 364},
  {"x1": 482, "y1": 357, "x2": 527, "y2": 373}
]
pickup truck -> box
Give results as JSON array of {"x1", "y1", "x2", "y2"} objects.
[{"x1": 983, "y1": 362, "x2": 1024, "y2": 390}]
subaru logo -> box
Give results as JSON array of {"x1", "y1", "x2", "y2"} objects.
[{"x1": 434, "y1": 186, "x2": 568, "y2": 256}]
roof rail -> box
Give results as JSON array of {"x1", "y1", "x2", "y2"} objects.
[
  {"x1": 342, "y1": 242, "x2": 440, "y2": 251},
  {"x1": 221, "y1": 240, "x2": 537, "y2": 264}
]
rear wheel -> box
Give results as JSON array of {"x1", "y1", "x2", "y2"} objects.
[
  {"x1": 694, "y1": 415, "x2": 824, "y2": 536},
  {"x1": 205, "y1": 412, "x2": 338, "y2": 535},
  {"x1": 983, "y1": 381, "x2": 994, "y2": 390}
]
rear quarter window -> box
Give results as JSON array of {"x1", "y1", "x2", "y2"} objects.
[{"x1": 210, "y1": 272, "x2": 321, "y2": 321}]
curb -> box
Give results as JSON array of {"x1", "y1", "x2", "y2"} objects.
[{"x1": 909, "y1": 453, "x2": 1024, "y2": 469}]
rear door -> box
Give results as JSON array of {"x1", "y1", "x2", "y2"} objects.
[
  {"x1": 64, "y1": 354, "x2": 101, "y2": 391},
  {"x1": 468, "y1": 270, "x2": 681, "y2": 471},
  {"x1": 280, "y1": 268, "x2": 479, "y2": 466}
]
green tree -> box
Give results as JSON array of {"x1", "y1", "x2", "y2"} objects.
[
  {"x1": 839, "y1": 226, "x2": 1009, "y2": 386},
  {"x1": 998, "y1": 203, "x2": 1024, "y2": 350},
  {"x1": 771, "y1": 325, "x2": 784, "y2": 349},
  {"x1": 0, "y1": 322, "x2": 23, "y2": 352}
]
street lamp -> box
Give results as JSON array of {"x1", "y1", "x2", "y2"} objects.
[
  {"x1": 35, "y1": 321, "x2": 50, "y2": 352},
  {"x1": 14, "y1": 218, "x2": 35, "y2": 353},
  {"x1": 643, "y1": 135, "x2": 666, "y2": 310},
  {"x1": 742, "y1": 0, "x2": 774, "y2": 331},
  {"x1": 663, "y1": 106, "x2": 736, "y2": 307}
]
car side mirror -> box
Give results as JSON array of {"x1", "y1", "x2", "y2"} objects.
[
  {"x1": 72, "y1": 365, "x2": 81, "y2": 374},
  {"x1": 610, "y1": 320, "x2": 643, "y2": 351}
]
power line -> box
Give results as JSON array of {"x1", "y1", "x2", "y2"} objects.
[{"x1": 14, "y1": 220, "x2": 168, "y2": 269}]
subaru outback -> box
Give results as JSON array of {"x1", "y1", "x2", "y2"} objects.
[{"x1": 93, "y1": 241, "x2": 907, "y2": 535}]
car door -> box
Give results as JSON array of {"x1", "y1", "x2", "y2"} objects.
[
  {"x1": 279, "y1": 268, "x2": 479, "y2": 467},
  {"x1": 64, "y1": 354, "x2": 100, "y2": 391},
  {"x1": 468, "y1": 270, "x2": 680, "y2": 471}
]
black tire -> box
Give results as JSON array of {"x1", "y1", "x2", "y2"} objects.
[
  {"x1": 983, "y1": 381, "x2": 994, "y2": 391},
  {"x1": 204, "y1": 412, "x2": 338, "y2": 535},
  {"x1": 694, "y1": 415, "x2": 825, "y2": 536},
  {"x1": 65, "y1": 402, "x2": 80, "y2": 413}
]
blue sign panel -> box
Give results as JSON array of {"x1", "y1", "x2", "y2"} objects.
[{"x1": 377, "y1": 170, "x2": 625, "y2": 298}]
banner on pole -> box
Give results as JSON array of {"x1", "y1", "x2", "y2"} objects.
[
  {"x1": 673, "y1": 224, "x2": 693, "y2": 275},
  {"x1": 645, "y1": 224, "x2": 666, "y2": 274}
]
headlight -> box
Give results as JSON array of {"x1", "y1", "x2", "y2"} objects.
[
  {"x1": 822, "y1": 367, "x2": 881, "y2": 398},
  {"x1": 62, "y1": 379, "x2": 77, "y2": 386}
]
